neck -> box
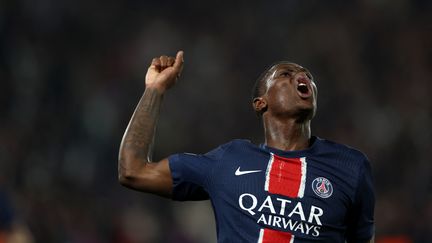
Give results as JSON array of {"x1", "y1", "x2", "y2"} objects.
[{"x1": 262, "y1": 114, "x2": 312, "y2": 151}]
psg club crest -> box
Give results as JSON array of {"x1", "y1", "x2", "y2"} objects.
[{"x1": 312, "y1": 177, "x2": 333, "y2": 198}]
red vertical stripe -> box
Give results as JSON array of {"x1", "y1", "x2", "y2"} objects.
[
  {"x1": 259, "y1": 228, "x2": 294, "y2": 243},
  {"x1": 267, "y1": 154, "x2": 302, "y2": 198}
]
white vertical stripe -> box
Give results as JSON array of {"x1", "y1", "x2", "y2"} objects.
[
  {"x1": 297, "y1": 157, "x2": 307, "y2": 198},
  {"x1": 257, "y1": 228, "x2": 264, "y2": 243},
  {"x1": 264, "y1": 153, "x2": 275, "y2": 191},
  {"x1": 290, "y1": 234, "x2": 295, "y2": 243}
]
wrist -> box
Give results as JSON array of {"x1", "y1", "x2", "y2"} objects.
[{"x1": 145, "y1": 84, "x2": 166, "y2": 95}]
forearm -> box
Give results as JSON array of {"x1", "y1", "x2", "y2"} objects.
[
  {"x1": 118, "y1": 51, "x2": 182, "y2": 194},
  {"x1": 118, "y1": 87, "x2": 163, "y2": 179}
]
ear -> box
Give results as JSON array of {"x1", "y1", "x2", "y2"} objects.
[{"x1": 253, "y1": 97, "x2": 267, "y2": 114}]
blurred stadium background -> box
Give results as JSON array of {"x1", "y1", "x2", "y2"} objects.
[{"x1": 0, "y1": 0, "x2": 431, "y2": 242}]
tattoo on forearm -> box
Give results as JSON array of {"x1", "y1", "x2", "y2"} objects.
[{"x1": 121, "y1": 88, "x2": 162, "y2": 162}]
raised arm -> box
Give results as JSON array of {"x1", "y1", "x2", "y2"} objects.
[{"x1": 118, "y1": 51, "x2": 184, "y2": 198}]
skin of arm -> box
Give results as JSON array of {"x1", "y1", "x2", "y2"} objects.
[{"x1": 118, "y1": 51, "x2": 184, "y2": 198}]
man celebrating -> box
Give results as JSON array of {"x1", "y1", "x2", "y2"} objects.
[{"x1": 118, "y1": 51, "x2": 375, "y2": 242}]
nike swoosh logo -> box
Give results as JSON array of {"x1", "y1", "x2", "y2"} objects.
[{"x1": 235, "y1": 167, "x2": 262, "y2": 176}]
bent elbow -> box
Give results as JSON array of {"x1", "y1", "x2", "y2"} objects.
[
  {"x1": 117, "y1": 158, "x2": 147, "y2": 188},
  {"x1": 118, "y1": 163, "x2": 136, "y2": 187},
  {"x1": 118, "y1": 173, "x2": 131, "y2": 186}
]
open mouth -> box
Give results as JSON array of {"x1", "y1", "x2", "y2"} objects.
[
  {"x1": 297, "y1": 83, "x2": 309, "y2": 94},
  {"x1": 296, "y1": 81, "x2": 312, "y2": 98}
]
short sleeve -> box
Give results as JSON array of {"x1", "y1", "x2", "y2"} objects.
[
  {"x1": 168, "y1": 142, "x2": 232, "y2": 201},
  {"x1": 346, "y1": 159, "x2": 375, "y2": 242}
]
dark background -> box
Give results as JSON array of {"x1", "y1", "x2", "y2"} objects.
[{"x1": 0, "y1": 0, "x2": 431, "y2": 242}]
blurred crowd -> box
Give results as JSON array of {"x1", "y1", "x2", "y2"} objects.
[{"x1": 0, "y1": 0, "x2": 431, "y2": 242}]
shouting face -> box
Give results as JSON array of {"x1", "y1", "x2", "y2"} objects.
[{"x1": 253, "y1": 62, "x2": 317, "y2": 121}]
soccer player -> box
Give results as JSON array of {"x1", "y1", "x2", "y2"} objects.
[{"x1": 118, "y1": 51, "x2": 375, "y2": 242}]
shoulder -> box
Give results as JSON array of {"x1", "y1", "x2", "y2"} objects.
[
  {"x1": 229, "y1": 138, "x2": 254, "y2": 145},
  {"x1": 208, "y1": 139, "x2": 261, "y2": 157},
  {"x1": 316, "y1": 137, "x2": 370, "y2": 167},
  {"x1": 202, "y1": 139, "x2": 255, "y2": 157},
  {"x1": 215, "y1": 138, "x2": 255, "y2": 148},
  {"x1": 225, "y1": 138, "x2": 262, "y2": 150},
  {"x1": 318, "y1": 137, "x2": 368, "y2": 158}
]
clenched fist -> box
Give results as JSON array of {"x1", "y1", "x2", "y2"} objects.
[{"x1": 145, "y1": 51, "x2": 184, "y2": 93}]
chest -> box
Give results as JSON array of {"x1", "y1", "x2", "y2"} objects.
[{"x1": 210, "y1": 152, "x2": 358, "y2": 227}]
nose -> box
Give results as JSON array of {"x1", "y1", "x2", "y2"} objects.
[{"x1": 295, "y1": 73, "x2": 311, "y2": 84}]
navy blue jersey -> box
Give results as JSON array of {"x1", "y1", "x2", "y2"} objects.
[{"x1": 169, "y1": 136, "x2": 375, "y2": 242}]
